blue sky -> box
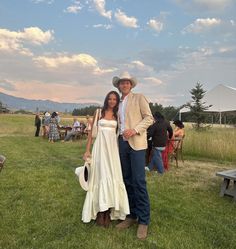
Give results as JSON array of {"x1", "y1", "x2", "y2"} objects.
[{"x1": 0, "y1": 0, "x2": 236, "y2": 106}]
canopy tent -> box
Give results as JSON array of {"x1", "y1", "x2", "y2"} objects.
[{"x1": 179, "y1": 84, "x2": 236, "y2": 123}]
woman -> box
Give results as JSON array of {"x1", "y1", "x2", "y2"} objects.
[
  {"x1": 34, "y1": 114, "x2": 41, "y2": 137},
  {"x1": 48, "y1": 112, "x2": 60, "y2": 143},
  {"x1": 82, "y1": 91, "x2": 129, "y2": 227},
  {"x1": 173, "y1": 120, "x2": 185, "y2": 138}
]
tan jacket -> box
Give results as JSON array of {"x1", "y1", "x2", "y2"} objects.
[{"x1": 122, "y1": 92, "x2": 154, "y2": 150}]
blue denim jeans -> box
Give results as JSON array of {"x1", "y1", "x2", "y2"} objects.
[
  {"x1": 118, "y1": 136, "x2": 150, "y2": 225},
  {"x1": 148, "y1": 147, "x2": 165, "y2": 174}
]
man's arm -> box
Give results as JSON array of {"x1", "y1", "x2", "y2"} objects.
[{"x1": 134, "y1": 94, "x2": 154, "y2": 134}]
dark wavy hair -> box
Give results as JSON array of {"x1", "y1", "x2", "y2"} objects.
[{"x1": 101, "y1": 91, "x2": 120, "y2": 120}]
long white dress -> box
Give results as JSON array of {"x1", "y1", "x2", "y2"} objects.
[{"x1": 82, "y1": 119, "x2": 130, "y2": 222}]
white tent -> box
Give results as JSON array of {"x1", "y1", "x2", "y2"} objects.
[{"x1": 179, "y1": 84, "x2": 236, "y2": 123}]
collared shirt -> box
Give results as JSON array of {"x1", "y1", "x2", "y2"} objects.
[
  {"x1": 118, "y1": 94, "x2": 129, "y2": 135},
  {"x1": 72, "y1": 121, "x2": 80, "y2": 132}
]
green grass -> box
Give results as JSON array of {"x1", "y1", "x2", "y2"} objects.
[
  {"x1": 184, "y1": 127, "x2": 236, "y2": 163},
  {"x1": 0, "y1": 114, "x2": 236, "y2": 249}
]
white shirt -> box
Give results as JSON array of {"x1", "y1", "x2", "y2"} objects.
[
  {"x1": 72, "y1": 120, "x2": 80, "y2": 132},
  {"x1": 118, "y1": 94, "x2": 129, "y2": 135}
]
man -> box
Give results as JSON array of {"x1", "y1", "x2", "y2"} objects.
[
  {"x1": 63, "y1": 118, "x2": 80, "y2": 142},
  {"x1": 113, "y1": 72, "x2": 154, "y2": 240},
  {"x1": 145, "y1": 111, "x2": 173, "y2": 173}
]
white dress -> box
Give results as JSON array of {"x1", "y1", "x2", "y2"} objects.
[{"x1": 82, "y1": 119, "x2": 130, "y2": 222}]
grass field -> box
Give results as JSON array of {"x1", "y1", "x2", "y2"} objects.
[{"x1": 0, "y1": 114, "x2": 236, "y2": 249}]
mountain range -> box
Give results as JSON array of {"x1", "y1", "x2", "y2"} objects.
[{"x1": 0, "y1": 92, "x2": 97, "y2": 113}]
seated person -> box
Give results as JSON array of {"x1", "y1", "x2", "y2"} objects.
[
  {"x1": 63, "y1": 118, "x2": 80, "y2": 141},
  {"x1": 145, "y1": 112, "x2": 173, "y2": 174},
  {"x1": 80, "y1": 121, "x2": 86, "y2": 134},
  {"x1": 168, "y1": 120, "x2": 185, "y2": 151},
  {"x1": 173, "y1": 120, "x2": 185, "y2": 139}
]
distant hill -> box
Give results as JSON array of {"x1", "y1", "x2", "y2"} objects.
[{"x1": 0, "y1": 92, "x2": 98, "y2": 113}]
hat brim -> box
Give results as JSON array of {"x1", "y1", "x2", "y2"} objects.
[
  {"x1": 75, "y1": 163, "x2": 90, "y2": 191},
  {"x1": 112, "y1": 76, "x2": 137, "y2": 89}
]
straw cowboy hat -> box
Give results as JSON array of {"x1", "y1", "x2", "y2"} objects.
[
  {"x1": 75, "y1": 160, "x2": 90, "y2": 191},
  {"x1": 112, "y1": 72, "x2": 137, "y2": 88}
]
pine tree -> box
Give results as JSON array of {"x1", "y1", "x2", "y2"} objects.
[{"x1": 187, "y1": 82, "x2": 209, "y2": 129}]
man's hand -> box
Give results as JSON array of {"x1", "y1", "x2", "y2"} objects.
[{"x1": 123, "y1": 129, "x2": 137, "y2": 139}]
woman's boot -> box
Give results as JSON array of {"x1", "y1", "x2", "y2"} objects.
[
  {"x1": 104, "y1": 209, "x2": 111, "y2": 228},
  {"x1": 96, "y1": 212, "x2": 105, "y2": 226}
]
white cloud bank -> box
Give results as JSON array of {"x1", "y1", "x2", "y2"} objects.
[
  {"x1": 33, "y1": 53, "x2": 116, "y2": 75},
  {"x1": 94, "y1": 0, "x2": 112, "y2": 19},
  {"x1": 147, "y1": 19, "x2": 164, "y2": 32},
  {"x1": 0, "y1": 27, "x2": 54, "y2": 55},
  {"x1": 182, "y1": 18, "x2": 221, "y2": 33},
  {"x1": 114, "y1": 9, "x2": 138, "y2": 28}
]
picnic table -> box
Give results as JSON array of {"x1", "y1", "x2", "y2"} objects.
[
  {"x1": 216, "y1": 169, "x2": 236, "y2": 201},
  {"x1": 58, "y1": 126, "x2": 72, "y2": 139}
]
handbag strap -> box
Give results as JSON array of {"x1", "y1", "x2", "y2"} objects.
[{"x1": 93, "y1": 108, "x2": 101, "y2": 127}]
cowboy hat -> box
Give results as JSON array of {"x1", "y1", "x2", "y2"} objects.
[
  {"x1": 112, "y1": 72, "x2": 137, "y2": 88},
  {"x1": 75, "y1": 161, "x2": 90, "y2": 191}
]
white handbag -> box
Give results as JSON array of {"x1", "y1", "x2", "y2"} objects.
[{"x1": 91, "y1": 108, "x2": 101, "y2": 138}]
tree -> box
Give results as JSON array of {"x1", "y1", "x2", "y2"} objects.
[
  {"x1": 187, "y1": 82, "x2": 210, "y2": 129},
  {"x1": 0, "y1": 100, "x2": 10, "y2": 113}
]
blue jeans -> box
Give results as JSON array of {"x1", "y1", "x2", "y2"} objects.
[
  {"x1": 148, "y1": 147, "x2": 165, "y2": 174},
  {"x1": 118, "y1": 136, "x2": 150, "y2": 225}
]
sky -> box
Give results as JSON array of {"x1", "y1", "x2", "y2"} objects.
[{"x1": 0, "y1": 0, "x2": 236, "y2": 107}]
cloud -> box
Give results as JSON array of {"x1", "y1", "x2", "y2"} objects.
[
  {"x1": 128, "y1": 60, "x2": 153, "y2": 73},
  {"x1": 20, "y1": 27, "x2": 54, "y2": 45},
  {"x1": 143, "y1": 77, "x2": 163, "y2": 85},
  {"x1": 0, "y1": 80, "x2": 105, "y2": 104},
  {"x1": 147, "y1": 19, "x2": 164, "y2": 32},
  {"x1": 0, "y1": 80, "x2": 16, "y2": 91},
  {"x1": 192, "y1": 0, "x2": 233, "y2": 10},
  {"x1": 230, "y1": 20, "x2": 235, "y2": 26},
  {"x1": 64, "y1": 6, "x2": 82, "y2": 14},
  {"x1": 94, "y1": 0, "x2": 112, "y2": 19},
  {"x1": 0, "y1": 27, "x2": 54, "y2": 55},
  {"x1": 33, "y1": 53, "x2": 116, "y2": 76},
  {"x1": 93, "y1": 24, "x2": 113, "y2": 29},
  {"x1": 64, "y1": 1, "x2": 83, "y2": 14},
  {"x1": 114, "y1": 9, "x2": 138, "y2": 28},
  {"x1": 31, "y1": 0, "x2": 54, "y2": 4},
  {"x1": 174, "y1": 0, "x2": 233, "y2": 12},
  {"x1": 182, "y1": 18, "x2": 221, "y2": 34}
]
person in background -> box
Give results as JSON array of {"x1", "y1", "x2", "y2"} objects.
[
  {"x1": 84, "y1": 115, "x2": 92, "y2": 135},
  {"x1": 145, "y1": 112, "x2": 173, "y2": 174},
  {"x1": 82, "y1": 91, "x2": 129, "y2": 228},
  {"x1": 162, "y1": 120, "x2": 185, "y2": 170},
  {"x1": 55, "y1": 112, "x2": 61, "y2": 124},
  {"x1": 113, "y1": 72, "x2": 154, "y2": 240},
  {"x1": 63, "y1": 118, "x2": 80, "y2": 142},
  {"x1": 34, "y1": 114, "x2": 41, "y2": 137},
  {"x1": 48, "y1": 112, "x2": 60, "y2": 143},
  {"x1": 42, "y1": 112, "x2": 51, "y2": 138},
  {"x1": 173, "y1": 120, "x2": 185, "y2": 138}
]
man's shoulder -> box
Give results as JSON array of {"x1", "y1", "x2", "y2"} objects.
[{"x1": 130, "y1": 92, "x2": 146, "y2": 99}]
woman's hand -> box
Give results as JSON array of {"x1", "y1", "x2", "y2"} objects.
[{"x1": 83, "y1": 151, "x2": 91, "y2": 161}]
